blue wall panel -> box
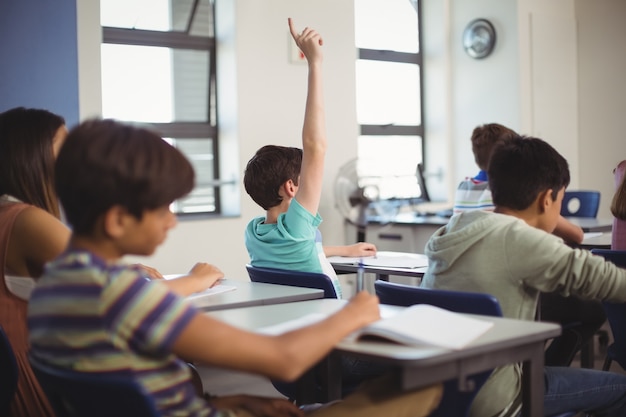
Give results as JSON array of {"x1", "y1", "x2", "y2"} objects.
[{"x1": 0, "y1": 0, "x2": 79, "y2": 127}]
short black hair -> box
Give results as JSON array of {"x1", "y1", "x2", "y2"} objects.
[
  {"x1": 243, "y1": 145, "x2": 303, "y2": 210},
  {"x1": 55, "y1": 119, "x2": 195, "y2": 235},
  {"x1": 488, "y1": 136, "x2": 570, "y2": 210}
]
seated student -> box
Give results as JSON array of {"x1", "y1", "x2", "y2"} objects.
[
  {"x1": 611, "y1": 159, "x2": 626, "y2": 250},
  {"x1": 454, "y1": 123, "x2": 604, "y2": 367},
  {"x1": 422, "y1": 135, "x2": 626, "y2": 417},
  {"x1": 27, "y1": 116, "x2": 442, "y2": 417},
  {"x1": 243, "y1": 20, "x2": 375, "y2": 300}
]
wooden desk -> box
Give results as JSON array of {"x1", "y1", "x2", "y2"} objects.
[
  {"x1": 207, "y1": 299, "x2": 561, "y2": 417},
  {"x1": 187, "y1": 279, "x2": 324, "y2": 311},
  {"x1": 566, "y1": 217, "x2": 613, "y2": 233}
]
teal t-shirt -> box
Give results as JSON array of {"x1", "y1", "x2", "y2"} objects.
[{"x1": 244, "y1": 199, "x2": 341, "y2": 298}]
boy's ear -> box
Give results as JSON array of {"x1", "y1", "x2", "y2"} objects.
[
  {"x1": 282, "y1": 179, "x2": 297, "y2": 198},
  {"x1": 102, "y1": 205, "x2": 131, "y2": 238},
  {"x1": 537, "y1": 189, "x2": 553, "y2": 214}
]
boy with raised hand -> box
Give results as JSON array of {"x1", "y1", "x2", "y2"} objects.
[
  {"x1": 244, "y1": 19, "x2": 375, "y2": 300},
  {"x1": 27, "y1": 116, "x2": 442, "y2": 417},
  {"x1": 422, "y1": 135, "x2": 626, "y2": 417}
]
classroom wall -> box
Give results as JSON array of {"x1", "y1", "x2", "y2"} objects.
[
  {"x1": 3, "y1": 1, "x2": 625, "y2": 278},
  {"x1": 0, "y1": 0, "x2": 80, "y2": 127}
]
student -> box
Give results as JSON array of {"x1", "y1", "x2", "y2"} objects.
[
  {"x1": 0, "y1": 107, "x2": 214, "y2": 417},
  {"x1": 28, "y1": 116, "x2": 442, "y2": 417},
  {"x1": 611, "y1": 159, "x2": 626, "y2": 250},
  {"x1": 0, "y1": 106, "x2": 67, "y2": 417},
  {"x1": 421, "y1": 135, "x2": 626, "y2": 417},
  {"x1": 453, "y1": 123, "x2": 604, "y2": 367},
  {"x1": 243, "y1": 20, "x2": 375, "y2": 300}
]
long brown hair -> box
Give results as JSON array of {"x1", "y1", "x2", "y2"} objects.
[
  {"x1": 611, "y1": 160, "x2": 626, "y2": 220},
  {"x1": 0, "y1": 107, "x2": 65, "y2": 218}
]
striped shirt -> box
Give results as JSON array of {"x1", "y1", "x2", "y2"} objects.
[
  {"x1": 453, "y1": 171, "x2": 495, "y2": 214},
  {"x1": 28, "y1": 249, "x2": 229, "y2": 417}
]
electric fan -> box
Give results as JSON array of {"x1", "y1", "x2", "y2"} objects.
[{"x1": 334, "y1": 159, "x2": 401, "y2": 242}]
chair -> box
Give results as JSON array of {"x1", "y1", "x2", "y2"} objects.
[
  {"x1": 374, "y1": 280, "x2": 500, "y2": 417},
  {"x1": 590, "y1": 249, "x2": 626, "y2": 371},
  {"x1": 246, "y1": 264, "x2": 338, "y2": 299},
  {"x1": 29, "y1": 354, "x2": 160, "y2": 417},
  {"x1": 374, "y1": 281, "x2": 578, "y2": 417},
  {"x1": 0, "y1": 326, "x2": 18, "y2": 416},
  {"x1": 560, "y1": 191, "x2": 601, "y2": 218}
]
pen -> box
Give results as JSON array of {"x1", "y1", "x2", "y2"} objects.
[{"x1": 357, "y1": 258, "x2": 364, "y2": 292}]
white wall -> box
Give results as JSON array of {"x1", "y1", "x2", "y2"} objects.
[{"x1": 78, "y1": 1, "x2": 358, "y2": 278}]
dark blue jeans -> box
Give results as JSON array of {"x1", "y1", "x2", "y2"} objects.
[{"x1": 542, "y1": 366, "x2": 626, "y2": 416}]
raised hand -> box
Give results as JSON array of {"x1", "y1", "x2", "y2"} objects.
[{"x1": 288, "y1": 17, "x2": 323, "y2": 64}]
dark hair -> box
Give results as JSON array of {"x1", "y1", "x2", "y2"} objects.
[
  {"x1": 488, "y1": 136, "x2": 570, "y2": 210},
  {"x1": 243, "y1": 145, "x2": 303, "y2": 210},
  {"x1": 55, "y1": 119, "x2": 195, "y2": 235},
  {"x1": 0, "y1": 107, "x2": 65, "y2": 218},
  {"x1": 611, "y1": 160, "x2": 626, "y2": 220},
  {"x1": 471, "y1": 123, "x2": 517, "y2": 171}
]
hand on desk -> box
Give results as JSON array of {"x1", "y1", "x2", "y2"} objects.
[
  {"x1": 159, "y1": 263, "x2": 225, "y2": 297},
  {"x1": 324, "y1": 242, "x2": 377, "y2": 258},
  {"x1": 343, "y1": 291, "x2": 381, "y2": 328}
]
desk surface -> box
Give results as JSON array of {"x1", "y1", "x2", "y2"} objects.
[
  {"x1": 207, "y1": 299, "x2": 560, "y2": 416},
  {"x1": 187, "y1": 279, "x2": 323, "y2": 311},
  {"x1": 567, "y1": 217, "x2": 613, "y2": 233},
  {"x1": 578, "y1": 231, "x2": 612, "y2": 250},
  {"x1": 368, "y1": 212, "x2": 450, "y2": 226},
  {"x1": 329, "y1": 251, "x2": 428, "y2": 279}
]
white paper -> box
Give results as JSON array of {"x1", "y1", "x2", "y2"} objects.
[
  {"x1": 353, "y1": 304, "x2": 494, "y2": 350},
  {"x1": 327, "y1": 251, "x2": 428, "y2": 269},
  {"x1": 186, "y1": 284, "x2": 237, "y2": 301}
]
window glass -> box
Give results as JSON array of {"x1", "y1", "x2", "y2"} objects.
[
  {"x1": 356, "y1": 60, "x2": 421, "y2": 126},
  {"x1": 101, "y1": 0, "x2": 212, "y2": 35},
  {"x1": 355, "y1": 0, "x2": 419, "y2": 53},
  {"x1": 357, "y1": 135, "x2": 423, "y2": 200}
]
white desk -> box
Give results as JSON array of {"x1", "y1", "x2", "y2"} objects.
[
  {"x1": 187, "y1": 279, "x2": 323, "y2": 311},
  {"x1": 328, "y1": 251, "x2": 428, "y2": 281},
  {"x1": 567, "y1": 217, "x2": 613, "y2": 233},
  {"x1": 207, "y1": 299, "x2": 561, "y2": 417},
  {"x1": 578, "y1": 232, "x2": 612, "y2": 250}
]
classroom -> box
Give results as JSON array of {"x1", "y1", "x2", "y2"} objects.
[{"x1": 1, "y1": 1, "x2": 626, "y2": 416}]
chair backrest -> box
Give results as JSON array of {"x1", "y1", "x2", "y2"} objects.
[
  {"x1": 375, "y1": 280, "x2": 502, "y2": 316},
  {"x1": 246, "y1": 264, "x2": 338, "y2": 299},
  {"x1": 374, "y1": 280, "x2": 501, "y2": 417},
  {"x1": 0, "y1": 326, "x2": 18, "y2": 416},
  {"x1": 29, "y1": 355, "x2": 160, "y2": 417},
  {"x1": 590, "y1": 249, "x2": 626, "y2": 369},
  {"x1": 560, "y1": 190, "x2": 600, "y2": 218}
]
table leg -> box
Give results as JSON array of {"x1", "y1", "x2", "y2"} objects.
[{"x1": 521, "y1": 343, "x2": 545, "y2": 417}]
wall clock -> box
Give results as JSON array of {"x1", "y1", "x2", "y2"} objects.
[{"x1": 463, "y1": 18, "x2": 496, "y2": 59}]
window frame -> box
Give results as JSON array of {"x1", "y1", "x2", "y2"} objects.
[{"x1": 101, "y1": 0, "x2": 222, "y2": 215}]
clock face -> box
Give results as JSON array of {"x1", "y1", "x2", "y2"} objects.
[{"x1": 463, "y1": 19, "x2": 496, "y2": 59}]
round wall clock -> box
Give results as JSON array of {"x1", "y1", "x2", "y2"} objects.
[{"x1": 463, "y1": 18, "x2": 496, "y2": 59}]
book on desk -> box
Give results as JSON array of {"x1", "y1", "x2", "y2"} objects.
[
  {"x1": 257, "y1": 303, "x2": 493, "y2": 350},
  {"x1": 327, "y1": 251, "x2": 428, "y2": 269}
]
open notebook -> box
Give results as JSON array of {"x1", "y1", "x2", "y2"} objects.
[
  {"x1": 327, "y1": 251, "x2": 428, "y2": 269},
  {"x1": 258, "y1": 304, "x2": 493, "y2": 350}
]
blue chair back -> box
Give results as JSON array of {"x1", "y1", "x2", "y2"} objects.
[
  {"x1": 374, "y1": 280, "x2": 501, "y2": 417},
  {"x1": 29, "y1": 355, "x2": 160, "y2": 417},
  {"x1": 0, "y1": 326, "x2": 18, "y2": 416},
  {"x1": 560, "y1": 190, "x2": 600, "y2": 218},
  {"x1": 246, "y1": 264, "x2": 338, "y2": 299},
  {"x1": 591, "y1": 249, "x2": 626, "y2": 371}
]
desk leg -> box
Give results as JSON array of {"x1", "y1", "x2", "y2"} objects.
[{"x1": 521, "y1": 343, "x2": 545, "y2": 417}]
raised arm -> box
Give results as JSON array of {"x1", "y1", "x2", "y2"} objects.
[{"x1": 288, "y1": 18, "x2": 327, "y2": 215}]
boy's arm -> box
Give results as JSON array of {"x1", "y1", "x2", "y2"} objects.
[
  {"x1": 288, "y1": 18, "x2": 327, "y2": 215},
  {"x1": 552, "y1": 215, "x2": 584, "y2": 244},
  {"x1": 324, "y1": 242, "x2": 377, "y2": 258},
  {"x1": 159, "y1": 263, "x2": 224, "y2": 296},
  {"x1": 171, "y1": 291, "x2": 379, "y2": 381}
]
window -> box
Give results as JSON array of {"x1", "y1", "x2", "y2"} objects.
[
  {"x1": 101, "y1": 0, "x2": 220, "y2": 214},
  {"x1": 354, "y1": 0, "x2": 425, "y2": 202}
]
